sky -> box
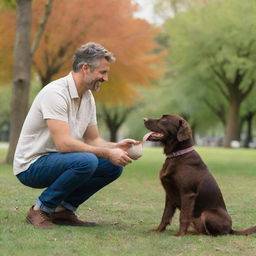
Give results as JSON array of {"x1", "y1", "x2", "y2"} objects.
[{"x1": 132, "y1": 0, "x2": 157, "y2": 23}]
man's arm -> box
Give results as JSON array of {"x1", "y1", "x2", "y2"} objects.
[
  {"x1": 47, "y1": 119, "x2": 132, "y2": 166},
  {"x1": 84, "y1": 125, "x2": 140, "y2": 150},
  {"x1": 83, "y1": 125, "x2": 117, "y2": 148}
]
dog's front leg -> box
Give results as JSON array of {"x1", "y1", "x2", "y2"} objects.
[
  {"x1": 175, "y1": 192, "x2": 196, "y2": 236},
  {"x1": 152, "y1": 194, "x2": 176, "y2": 232}
]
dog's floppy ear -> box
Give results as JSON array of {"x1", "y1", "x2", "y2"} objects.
[{"x1": 177, "y1": 119, "x2": 192, "y2": 142}]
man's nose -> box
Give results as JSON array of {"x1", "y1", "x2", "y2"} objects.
[
  {"x1": 103, "y1": 74, "x2": 108, "y2": 82},
  {"x1": 101, "y1": 74, "x2": 108, "y2": 82}
]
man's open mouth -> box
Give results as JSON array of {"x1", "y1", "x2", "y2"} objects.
[{"x1": 143, "y1": 132, "x2": 165, "y2": 142}]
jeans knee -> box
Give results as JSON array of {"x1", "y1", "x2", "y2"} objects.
[
  {"x1": 71, "y1": 153, "x2": 99, "y2": 175},
  {"x1": 112, "y1": 165, "x2": 123, "y2": 179}
]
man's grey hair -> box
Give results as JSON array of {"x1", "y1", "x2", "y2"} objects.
[{"x1": 72, "y1": 42, "x2": 115, "y2": 72}]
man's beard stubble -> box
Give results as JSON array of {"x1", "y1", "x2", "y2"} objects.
[
  {"x1": 90, "y1": 81, "x2": 101, "y2": 92},
  {"x1": 88, "y1": 79, "x2": 105, "y2": 92}
]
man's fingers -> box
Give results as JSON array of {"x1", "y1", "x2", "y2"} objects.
[
  {"x1": 120, "y1": 139, "x2": 140, "y2": 146},
  {"x1": 117, "y1": 161, "x2": 124, "y2": 167},
  {"x1": 123, "y1": 154, "x2": 133, "y2": 163},
  {"x1": 117, "y1": 155, "x2": 132, "y2": 166},
  {"x1": 118, "y1": 159, "x2": 128, "y2": 167},
  {"x1": 109, "y1": 148, "x2": 133, "y2": 166},
  {"x1": 127, "y1": 139, "x2": 140, "y2": 145}
]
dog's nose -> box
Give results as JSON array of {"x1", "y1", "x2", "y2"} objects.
[{"x1": 144, "y1": 118, "x2": 148, "y2": 122}]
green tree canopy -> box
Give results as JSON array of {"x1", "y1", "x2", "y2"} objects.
[{"x1": 163, "y1": 0, "x2": 256, "y2": 147}]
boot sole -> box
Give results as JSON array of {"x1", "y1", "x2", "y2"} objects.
[{"x1": 25, "y1": 217, "x2": 55, "y2": 229}]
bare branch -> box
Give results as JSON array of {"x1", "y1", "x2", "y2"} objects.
[
  {"x1": 241, "y1": 80, "x2": 255, "y2": 100},
  {"x1": 203, "y1": 98, "x2": 226, "y2": 125},
  {"x1": 233, "y1": 69, "x2": 246, "y2": 87},
  {"x1": 31, "y1": 0, "x2": 54, "y2": 56},
  {"x1": 214, "y1": 80, "x2": 230, "y2": 101},
  {"x1": 210, "y1": 64, "x2": 231, "y2": 88}
]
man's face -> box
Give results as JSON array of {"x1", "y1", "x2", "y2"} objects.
[{"x1": 83, "y1": 58, "x2": 110, "y2": 92}]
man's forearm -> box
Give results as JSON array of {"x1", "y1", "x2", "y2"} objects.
[
  {"x1": 84, "y1": 137, "x2": 118, "y2": 149},
  {"x1": 58, "y1": 137, "x2": 110, "y2": 159}
]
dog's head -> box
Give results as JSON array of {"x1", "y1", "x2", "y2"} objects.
[{"x1": 143, "y1": 114, "x2": 192, "y2": 143}]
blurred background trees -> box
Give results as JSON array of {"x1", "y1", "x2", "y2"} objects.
[
  {"x1": 160, "y1": 0, "x2": 256, "y2": 147},
  {"x1": 129, "y1": 0, "x2": 256, "y2": 147},
  {"x1": 1, "y1": 0, "x2": 54, "y2": 164},
  {"x1": 0, "y1": 0, "x2": 256, "y2": 163},
  {"x1": 0, "y1": 0, "x2": 164, "y2": 163}
]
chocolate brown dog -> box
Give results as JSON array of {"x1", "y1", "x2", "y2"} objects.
[{"x1": 144, "y1": 114, "x2": 256, "y2": 236}]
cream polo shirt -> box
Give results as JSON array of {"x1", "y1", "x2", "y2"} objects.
[{"x1": 13, "y1": 72, "x2": 97, "y2": 175}]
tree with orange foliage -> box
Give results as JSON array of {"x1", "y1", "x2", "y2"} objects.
[
  {"x1": 1, "y1": 0, "x2": 164, "y2": 156},
  {"x1": 33, "y1": 0, "x2": 163, "y2": 104},
  {"x1": 32, "y1": 0, "x2": 164, "y2": 140}
]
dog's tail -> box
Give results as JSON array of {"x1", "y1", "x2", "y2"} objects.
[{"x1": 230, "y1": 226, "x2": 256, "y2": 236}]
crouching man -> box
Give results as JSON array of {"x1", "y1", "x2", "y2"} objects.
[{"x1": 13, "y1": 42, "x2": 138, "y2": 229}]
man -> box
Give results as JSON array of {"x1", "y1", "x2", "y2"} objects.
[{"x1": 14, "y1": 42, "x2": 138, "y2": 229}]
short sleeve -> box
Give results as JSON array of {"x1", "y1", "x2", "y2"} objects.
[{"x1": 40, "y1": 89, "x2": 69, "y2": 122}]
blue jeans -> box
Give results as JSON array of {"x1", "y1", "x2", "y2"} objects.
[{"x1": 17, "y1": 152, "x2": 123, "y2": 213}]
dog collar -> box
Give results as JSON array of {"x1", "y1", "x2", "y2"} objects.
[{"x1": 166, "y1": 146, "x2": 194, "y2": 159}]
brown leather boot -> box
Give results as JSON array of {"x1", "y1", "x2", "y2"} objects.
[
  {"x1": 26, "y1": 206, "x2": 55, "y2": 229},
  {"x1": 51, "y1": 209, "x2": 97, "y2": 226}
]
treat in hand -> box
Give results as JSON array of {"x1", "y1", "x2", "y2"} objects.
[{"x1": 127, "y1": 142, "x2": 143, "y2": 160}]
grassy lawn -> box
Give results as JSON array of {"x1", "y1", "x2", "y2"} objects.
[{"x1": 0, "y1": 146, "x2": 256, "y2": 256}]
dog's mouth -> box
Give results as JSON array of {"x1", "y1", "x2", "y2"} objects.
[{"x1": 143, "y1": 132, "x2": 165, "y2": 142}]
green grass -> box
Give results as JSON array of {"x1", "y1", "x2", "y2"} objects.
[{"x1": 0, "y1": 146, "x2": 256, "y2": 256}]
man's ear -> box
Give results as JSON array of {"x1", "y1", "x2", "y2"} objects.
[
  {"x1": 81, "y1": 63, "x2": 90, "y2": 73},
  {"x1": 177, "y1": 119, "x2": 192, "y2": 142}
]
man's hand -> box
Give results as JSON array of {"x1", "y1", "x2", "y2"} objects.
[
  {"x1": 116, "y1": 139, "x2": 140, "y2": 151},
  {"x1": 107, "y1": 148, "x2": 133, "y2": 167}
]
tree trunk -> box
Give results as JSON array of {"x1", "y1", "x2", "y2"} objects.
[
  {"x1": 5, "y1": 0, "x2": 54, "y2": 164},
  {"x1": 224, "y1": 100, "x2": 240, "y2": 147},
  {"x1": 243, "y1": 111, "x2": 255, "y2": 148},
  {"x1": 40, "y1": 75, "x2": 52, "y2": 87},
  {"x1": 100, "y1": 104, "x2": 134, "y2": 142},
  {"x1": 104, "y1": 115, "x2": 123, "y2": 142},
  {"x1": 190, "y1": 123, "x2": 197, "y2": 144},
  {"x1": 6, "y1": 0, "x2": 32, "y2": 164},
  {"x1": 109, "y1": 126, "x2": 119, "y2": 142}
]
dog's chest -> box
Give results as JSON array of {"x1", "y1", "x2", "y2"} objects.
[
  {"x1": 160, "y1": 159, "x2": 179, "y2": 178},
  {"x1": 159, "y1": 160, "x2": 196, "y2": 198},
  {"x1": 160, "y1": 168, "x2": 180, "y2": 190},
  {"x1": 160, "y1": 161, "x2": 181, "y2": 191}
]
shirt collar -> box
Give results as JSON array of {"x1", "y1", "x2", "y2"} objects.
[{"x1": 67, "y1": 72, "x2": 79, "y2": 99}]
